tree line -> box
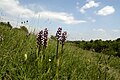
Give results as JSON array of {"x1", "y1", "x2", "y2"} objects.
[{"x1": 68, "y1": 39, "x2": 120, "y2": 57}]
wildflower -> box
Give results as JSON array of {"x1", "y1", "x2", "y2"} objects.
[
  {"x1": 55, "y1": 28, "x2": 67, "y2": 80},
  {"x1": 60, "y1": 31, "x2": 67, "y2": 45},
  {"x1": 56, "y1": 27, "x2": 62, "y2": 40},
  {"x1": 37, "y1": 30, "x2": 43, "y2": 46},
  {"x1": 24, "y1": 54, "x2": 27, "y2": 61},
  {"x1": 43, "y1": 28, "x2": 48, "y2": 48},
  {"x1": 55, "y1": 28, "x2": 62, "y2": 59},
  {"x1": 49, "y1": 59, "x2": 51, "y2": 62}
]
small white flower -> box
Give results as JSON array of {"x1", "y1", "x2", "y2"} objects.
[
  {"x1": 24, "y1": 54, "x2": 27, "y2": 61},
  {"x1": 49, "y1": 59, "x2": 51, "y2": 62},
  {"x1": 0, "y1": 35, "x2": 4, "y2": 41}
]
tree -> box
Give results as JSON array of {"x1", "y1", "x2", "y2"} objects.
[
  {"x1": 20, "y1": 26, "x2": 28, "y2": 33},
  {"x1": 50, "y1": 35, "x2": 56, "y2": 40}
]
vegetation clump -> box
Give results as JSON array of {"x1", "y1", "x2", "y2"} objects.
[{"x1": 69, "y1": 39, "x2": 120, "y2": 57}]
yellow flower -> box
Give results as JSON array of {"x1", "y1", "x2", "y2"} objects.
[{"x1": 24, "y1": 54, "x2": 27, "y2": 61}]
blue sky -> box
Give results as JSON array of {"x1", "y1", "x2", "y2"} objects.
[{"x1": 0, "y1": 0, "x2": 120, "y2": 40}]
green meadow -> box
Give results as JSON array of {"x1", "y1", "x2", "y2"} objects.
[{"x1": 0, "y1": 22, "x2": 120, "y2": 80}]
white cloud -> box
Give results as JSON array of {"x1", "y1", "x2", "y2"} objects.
[
  {"x1": 0, "y1": 0, "x2": 34, "y2": 18},
  {"x1": 80, "y1": 1, "x2": 100, "y2": 13},
  {"x1": 0, "y1": 0, "x2": 86, "y2": 24},
  {"x1": 36, "y1": 11, "x2": 86, "y2": 24},
  {"x1": 97, "y1": 6, "x2": 115, "y2": 16},
  {"x1": 112, "y1": 29, "x2": 120, "y2": 33},
  {"x1": 93, "y1": 28, "x2": 106, "y2": 33}
]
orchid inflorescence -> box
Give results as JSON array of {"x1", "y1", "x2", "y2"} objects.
[
  {"x1": 37, "y1": 30, "x2": 43, "y2": 46},
  {"x1": 55, "y1": 27, "x2": 67, "y2": 79},
  {"x1": 60, "y1": 31, "x2": 67, "y2": 45},
  {"x1": 56, "y1": 27, "x2": 67, "y2": 44},
  {"x1": 56, "y1": 27, "x2": 62, "y2": 40},
  {"x1": 43, "y1": 28, "x2": 48, "y2": 48},
  {"x1": 37, "y1": 28, "x2": 48, "y2": 48},
  {"x1": 36, "y1": 27, "x2": 67, "y2": 80}
]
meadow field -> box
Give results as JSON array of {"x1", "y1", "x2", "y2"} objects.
[{"x1": 0, "y1": 22, "x2": 120, "y2": 80}]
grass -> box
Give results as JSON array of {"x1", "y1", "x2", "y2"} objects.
[{"x1": 0, "y1": 24, "x2": 120, "y2": 80}]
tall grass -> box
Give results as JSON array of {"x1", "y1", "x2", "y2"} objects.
[{"x1": 0, "y1": 24, "x2": 120, "y2": 80}]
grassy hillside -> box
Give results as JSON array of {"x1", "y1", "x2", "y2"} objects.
[{"x1": 0, "y1": 23, "x2": 120, "y2": 80}]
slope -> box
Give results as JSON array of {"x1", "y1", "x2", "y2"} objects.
[{"x1": 0, "y1": 23, "x2": 120, "y2": 80}]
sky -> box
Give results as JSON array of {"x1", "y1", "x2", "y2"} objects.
[{"x1": 0, "y1": 0, "x2": 120, "y2": 41}]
